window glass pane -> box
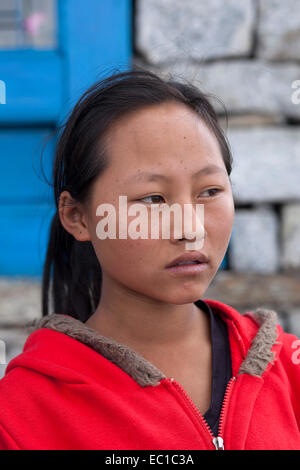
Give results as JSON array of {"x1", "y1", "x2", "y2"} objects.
[{"x1": 0, "y1": 0, "x2": 57, "y2": 49}]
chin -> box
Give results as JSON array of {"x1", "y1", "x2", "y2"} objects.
[{"x1": 163, "y1": 290, "x2": 207, "y2": 305}]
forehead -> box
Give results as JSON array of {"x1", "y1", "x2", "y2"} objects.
[{"x1": 104, "y1": 101, "x2": 224, "y2": 175}]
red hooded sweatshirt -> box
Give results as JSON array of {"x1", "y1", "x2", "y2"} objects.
[{"x1": 0, "y1": 299, "x2": 300, "y2": 450}]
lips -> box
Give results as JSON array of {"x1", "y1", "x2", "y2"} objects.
[{"x1": 165, "y1": 251, "x2": 209, "y2": 268}]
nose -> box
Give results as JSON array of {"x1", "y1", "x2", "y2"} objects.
[{"x1": 171, "y1": 202, "x2": 206, "y2": 250}]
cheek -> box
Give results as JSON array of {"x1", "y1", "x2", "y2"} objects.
[
  {"x1": 205, "y1": 197, "x2": 235, "y2": 241},
  {"x1": 93, "y1": 237, "x2": 157, "y2": 280},
  {"x1": 89, "y1": 204, "x2": 162, "y2": 275}
]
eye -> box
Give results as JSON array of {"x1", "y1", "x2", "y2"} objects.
[
  {"x1": 138, "y1": 189, "x2": 222, "y2": 204},
  {"x1": 199, "y1": 188, "x2": 222, "y2": 197},
  {"x1": 139, "y1": 195, "x2": 165, "y2": 204}
]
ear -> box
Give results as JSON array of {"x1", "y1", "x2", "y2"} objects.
[{"x1": 58, "y1": 191, "x2": 91, "y2": 242}]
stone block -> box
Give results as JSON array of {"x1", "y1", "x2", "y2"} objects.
[
  {"x1": 136, "y1": 0, "x2": 256, "y2": 64},
  {"x1": 257, "y1": 0, "x2": 300, "y2": 60},
  {"x1": 205, "y1": 270, "x2": 300, "y2": 309},
  {"x1": 0, "y1": 328, "x2": 29, "y2": 379},
  {"x1": 0, "y1": 278, "x2": 42, "y2": 327},
  {"x1": 227, "y1": 127, "x2": 300, "y2": 203},
  {"x1": 137, "y1": 59, "x2": 300, "y2": 119},
  {"x1": 289, "y1": 308, "x2": 300, "y2": 338},
  {"x1": 281, "y1": 203, "x2": 300, "y2": 270},
  {"x1": 229, "y1": 206, "x2": 280, "y2": 273}
]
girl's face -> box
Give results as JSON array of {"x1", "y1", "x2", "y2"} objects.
[{"x1": 85, "y1": 101, "x2": 235, "y2": 305}]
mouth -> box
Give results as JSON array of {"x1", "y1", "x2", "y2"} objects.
[
  {"x1": 165, "y1": 252, "x2": 209, "y2": 269},
  {"x1": 165, "y1": 252, "x2": 209, "y2": 275},
  {"x1": 165, "y1": 261, "x2": 209, "y2": 275},
  {"x1": 168, "y1": 260, "x2": 201, "y2": 267}
]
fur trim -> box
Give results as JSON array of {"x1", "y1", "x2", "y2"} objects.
[
  {"x1": 237, "y1": 308, "x2": 279, "y2": 377},
  {"x1": 27, "y1": 315, "x2": 165, "y2": 387},
  {"x1": 27, "y1": 306, "x2": 280, "y2": 386}
]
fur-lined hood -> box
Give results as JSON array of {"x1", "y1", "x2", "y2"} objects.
[{"x1": 26, "y1": 299, "x2": 281, "y2": 387}]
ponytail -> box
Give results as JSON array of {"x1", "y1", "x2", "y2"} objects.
[{"x1": 42, "y1": 210, "x2": 102, "y2": 321}]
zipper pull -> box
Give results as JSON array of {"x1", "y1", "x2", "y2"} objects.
[{"x1": 212, "y1": 436, "x2": 224, "y2": 450}]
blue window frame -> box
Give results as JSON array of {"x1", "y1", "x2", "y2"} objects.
[{"x1": 0, "y1": 0, "x2": 132, "y2": 277}]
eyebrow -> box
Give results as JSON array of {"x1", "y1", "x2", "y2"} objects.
[{"x1": 126, "y1": 164, "x2": 227, "y2": 184}]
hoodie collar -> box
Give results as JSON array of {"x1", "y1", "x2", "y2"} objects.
[
  {"x1": 203, "y1": 299, "x2": 282, "y2": 378},
  {"x1": 27, "y1": 300, "x2": 282, "y2": 387}
]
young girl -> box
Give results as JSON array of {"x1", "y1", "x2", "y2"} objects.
[{"x1": 0, "y1": 70, "x2": 299, "y2": 450}]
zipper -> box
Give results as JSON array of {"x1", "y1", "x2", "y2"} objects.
[{"x1": 167, "y1": 376, "x2": 236, "y2": 450}]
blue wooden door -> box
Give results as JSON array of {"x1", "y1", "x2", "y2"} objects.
[{"x1": 0, "y1": 0, "x2": 132, "y2": 277}]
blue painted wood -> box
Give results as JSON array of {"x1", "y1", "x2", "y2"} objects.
[
  {"x1": 0, "y1": 0, "x2": 133, "y2": 277},
  {"x1": 0, "y1": 80, "x2": 6, "y2": 105},
  {"x1": 0, "y1": 128, "x2": 55, "y2": 203},
  {"x1": 58, "y1": 0, "x2": 132, "y2": 116},
  {"x1": 219, "y1": 252, "x2": 228, "y2": 270},
  {"x1": 0, "y1": 203, "x2": 56, "y2": 277},
  {"x1": 0, "y1": 51, "x2": 63, "y2": 123}
]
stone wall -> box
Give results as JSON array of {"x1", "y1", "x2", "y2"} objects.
[
  {"x1": 133, "y1": 0, "x2": 300, "y2": 331},
  {"x1": 0, "y1": 279, "x2": 40, "y2": 378}
]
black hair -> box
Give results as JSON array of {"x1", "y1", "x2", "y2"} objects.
[{"x1": 41, "y1": 68, "x2": 233, "y2": 322}]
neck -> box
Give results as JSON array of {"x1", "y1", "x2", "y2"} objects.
[{"x1": 85, "y1": 276, "x2": 210, "y2": 354}]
